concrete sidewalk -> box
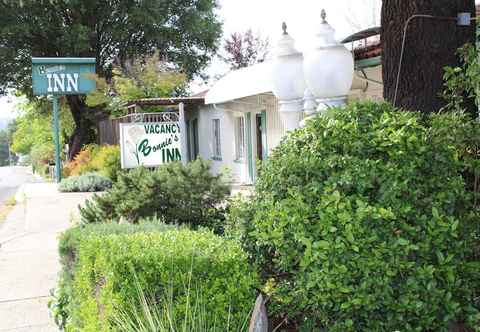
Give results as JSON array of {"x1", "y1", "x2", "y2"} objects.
[{"x1": 0, "y1": 184, "x2": 93, "y2": 332}]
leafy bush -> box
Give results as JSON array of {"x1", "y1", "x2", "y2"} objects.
[
  {"x1": 51, "y1": 220, "x2": 177, "y2": 329},
  {"x1": 30, "y1": 143, "x2": 53, "y2": 176},
  {"x1": 54, "y1": 223, "x2": 257, "y2": 331},
  {"x1": 63, "y1": 145, "x2": 96, "y2": 177},
  {"x1": 58, "y1": 172, "x2": 112, "y2": 192},
  {"x1": 227, "y1": 101, "x2": 480, "y2": 331},
  {"x1": 89, "y1": 145, "x2": 121, "y2": 181},
  {"x1": 63, "y1": 144, "x2": 121, "y2": 181},
  {"x1": 79, "y1": 158, "x2": 230, "y2": 230}
]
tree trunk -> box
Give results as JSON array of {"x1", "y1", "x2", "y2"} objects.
[
  {"x1": 66, "y1": 95, "x2": 97, "y2": 160},
  {"x1": 381, "y1": 0, "x2": 476, "y2": 114}
]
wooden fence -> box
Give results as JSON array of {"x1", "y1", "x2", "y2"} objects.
[{"x1": 97, "y1": 112, "x2": 179, "y2": 146}]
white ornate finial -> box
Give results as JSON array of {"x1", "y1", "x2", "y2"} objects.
[
  {"x1": 303, "y1": 89, "x2": 318, "y2": 116},
  {"x1": 321, "y1": 9, "x2": 327, "y2": 23},
  {"x1": 282, "y1": 22, "x2": 288, "y2": 35}
]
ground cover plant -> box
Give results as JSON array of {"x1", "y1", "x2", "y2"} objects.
[
  {"x1": 79, "y1": 158, "x2": 230, "y2": 230},
  {"x1": 58, "y1": 173, "x2": 112, "y2": 192},
  {"x1": 51, "y1": 222, "x2": 257, "y2": 331},
  {"x1": 227, "y1": 101, "x2": 480, "y2": 331}
]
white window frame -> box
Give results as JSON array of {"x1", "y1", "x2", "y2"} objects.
[
  {"x1": 234, "y1": 116, "x2": 245, "y2": 161},
  {"x1": 212, "y1": 118, "x2": 222, "y2": 159}
]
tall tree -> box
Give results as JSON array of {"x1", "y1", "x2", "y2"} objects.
[
  {"x1": 221, "y1": 29, "x2": 269, "y2": 70},
  {"x1": 0, "y1": 0, "x2": 222, "y2": 159},
  {"x1": 381, "y1": 0, "x2": 476, "y2": 114}
]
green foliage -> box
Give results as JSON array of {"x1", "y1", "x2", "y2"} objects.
[
  {"x1": 51, "y1": 220, "x2": 177, "y2": 330},
  {"x1": 0, "y1": 130, "x2": 10, "y2": 166},
  {"x1": 30, "y1": 143, "x2": 54, "y2": 176},
  {"x1": 0, "y1": 0, "x2": 222, "y2": 95},
  {"x1": 86, "y1": 54, "x2": 187, "y2": 117},
  {"x1": 113, "y1": 271, "x2": 251, "y2": 332},
  {"x1": 53, "y1": 223, "x2": 257, "y2": 331},
  {"x1": 79, "y1": 158, "x2": 230, "y2": 230},
  {"x1": 227, "y1": 101, "x2": 480, "y2": 331},
  {"x1": 1, "y1": 0, "x2": 222, "y2": 158},
  {"x1": 58, "y1": 173, "x2": 112, "y2": 193},
  {"x1": 89, "y1": 145, "x2": 121, "y2": 181},
  {"x1": 64, "y1": 144, "x2": 121, "y2": 181},
  {"x1": 442, "y1": 41, "x2": 480, "y2": 113},
  {"x1": 10, "y1": 99, "x2": 74, "y2": 172}
]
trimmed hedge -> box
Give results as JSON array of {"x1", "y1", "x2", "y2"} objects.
[
  {"x1": 227, "y1": 102, "x2": 480, "y2": 331},
  {"x1": 58, "y1": 173, "x2": 112, "y2": 192},
  {"x1": 53, "y1": 222, "x2": 258, "y2": 331},
  {"x1": 51, "y1": 221, "x2": 175, "y2": 329}
]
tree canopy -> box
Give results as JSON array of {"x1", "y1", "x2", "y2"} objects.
[
  {"x1": 0, "y1": 0, "x2": 222, "y2": 94},
  {"x1": 221, "y1": 29, "x2": 270, "y2": 70},
  {"x1": 86, "y1": 53, "x2": 187, "y2": 117},
  {"x1": 0, "y1": 0, "x2": 222, "y2": 158}
]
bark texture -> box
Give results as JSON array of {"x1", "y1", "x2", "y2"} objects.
[
  {"x1": 66, "y1": 95, "x2": 97, "y2": 160},
  {"x1": 381, "y1": 0, "x2": 476, "y2": 113}
]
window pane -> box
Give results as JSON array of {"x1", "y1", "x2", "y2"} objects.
[
  {"x1": 235, "y1": 116, "x2": 245, "y2": 160},
  {"x1": 213, "y1": 119, "x2": 221, "y2": 158}
]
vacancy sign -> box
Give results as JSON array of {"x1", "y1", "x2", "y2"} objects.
[
  {"x1": 120, "y1": 122, "x2": 182, "y2": 169},
  {"x1": 32, "y1": 58, "x2": 96, "y2": 95}
]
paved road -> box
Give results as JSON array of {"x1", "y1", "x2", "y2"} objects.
[{"x1": 0, "y1": 166, "x2": 41, "y2": 206}]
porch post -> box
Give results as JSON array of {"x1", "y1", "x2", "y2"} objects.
[
  {"x1": 245, "y1": 112, "x2": 254, "y2": 183},
  {"x1": 178, "y1": 102, "x2": 188, "y2": 165}
]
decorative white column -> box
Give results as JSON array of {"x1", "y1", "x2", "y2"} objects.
[
  {"x1": 303, "y1": 89, "x2": 317, "y2": 117},
  {"x1": 271, "y1": 23, "x2": 306, "y2": 131},
  {"x1": 303, "y1": 10, "x2": 354, "y2": 118},
  {"x1": 178, "y1": 102, "x2": 188, "y2": 165}
]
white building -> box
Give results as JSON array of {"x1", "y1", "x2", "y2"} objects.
[
  {"x1": 183, "y1": 27, "x2": 382, "y2": 184},
  {"x1": 118, "y1": 22, "x2": 382, "y2": 185}
]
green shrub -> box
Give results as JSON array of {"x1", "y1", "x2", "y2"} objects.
[
  {"x1": 227, "y1": 101, "x2": 480, "y2": 331},
  {"x1": 79, "y1": 158, "x2": 230, "y2": 230},
  {"x1": 59, "y1": 226, "x2": 257, "y2": 331},
  {"x1": 89, "y1": 145, "x2": 121, "y2": 181},
  {"x1": 30, "y1": 143, "x2": 53, "y2": 176},
  {"x1": 51, "y1": 220, "x2": 177, "y2": 330},
  {"x1": 63, "y1": 144, "x2": 121, "y2": 181},
  {"x1": 58, "y1": 173, "x2": 112, "y2": 192}
]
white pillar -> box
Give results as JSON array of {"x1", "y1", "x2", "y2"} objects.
[
  {"x1": 279, "y1": 99, "x2": 304, "y2": 131},
  {"x1": 178, "y1": 102, "x2": 188, "y2": 165}
]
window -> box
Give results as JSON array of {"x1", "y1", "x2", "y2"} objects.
[
  {"x1": 212, "y1": 119, "x2": 221, "y2": 159},
  {"x1": 192, "y1": 118, "x2": 199, "y2": 159},
  {"x1": 235, "y1": 116, "x2": 245, "y2": 160}
]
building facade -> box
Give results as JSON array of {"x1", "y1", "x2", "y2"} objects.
[{"x1": 184, "y1": 43, "x2": 382, "y2": 184}]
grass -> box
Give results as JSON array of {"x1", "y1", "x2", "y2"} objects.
[
  {"x1": 0, "y1": 196, "x2": 17, "y2": 223},
  {"x1": 112, "y1": 271, "x2": 252, "y2": 332}
]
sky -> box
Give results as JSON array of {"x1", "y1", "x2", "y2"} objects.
[
  {"x1": 1, "y1": 0, "x2": 478, "y2": 118},
  {"x1": 198, "y1": 0, "x2": 382, "y2": 89}
]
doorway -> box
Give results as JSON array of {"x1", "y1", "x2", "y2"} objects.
[{"x1": 256, "y1": 114, "x2": 263, "y2": 161}]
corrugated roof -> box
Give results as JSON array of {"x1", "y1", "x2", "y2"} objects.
[
  {"x1": 126, "y1": 96, "x2": 205, "y2": 107},
  {"x1": 341, "y1": 27, "x2": 380, "y2": 44}
]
